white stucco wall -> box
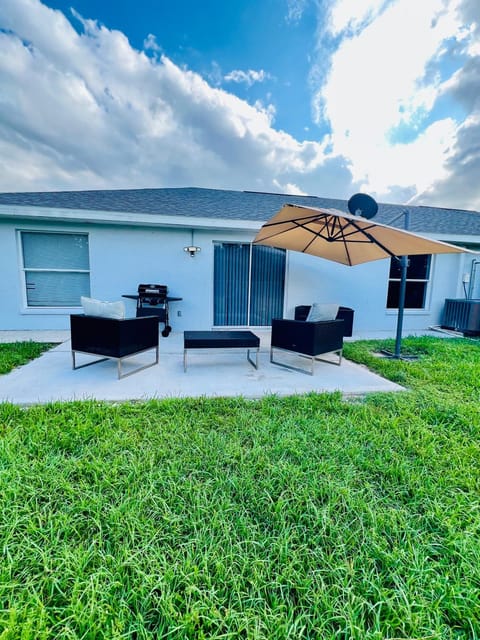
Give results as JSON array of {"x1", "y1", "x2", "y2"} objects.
[
  {"x1": 1, "y1": 219, "x2": 256, "y2": 331},
  {"x1": 0, "y1": 217, "x2": 470, "y2": 334},
  {"x1": 284, "y1": 250, "x2": 470, "y2": 332}
]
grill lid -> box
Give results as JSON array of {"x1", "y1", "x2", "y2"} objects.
[{"x1": 138, "y1": 284, "x2": 168, "y2": 298}]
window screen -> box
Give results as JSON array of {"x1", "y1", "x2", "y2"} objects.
[{"x1": 21, "y1": 232, "x2": 90, "y2": 307}]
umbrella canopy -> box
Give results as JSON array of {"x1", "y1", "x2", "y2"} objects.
[{"x1": 253, "y1": 204, "x2": 465, "y2": 265}]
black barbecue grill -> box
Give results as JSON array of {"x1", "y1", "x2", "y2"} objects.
[
  {"x1": 136, "y1": 284, "x2": 171, "y2": 336},
  {"x1": 122, "y1": 284, "x2": 182, "y2": 337}
]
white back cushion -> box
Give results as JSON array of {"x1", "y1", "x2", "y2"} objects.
[
  {"x1": 81, "y1": 296, "x2": 126, "y2": 320},
  {"x1": 306, "y1": 303, "x2": 339, "y2": 322}
]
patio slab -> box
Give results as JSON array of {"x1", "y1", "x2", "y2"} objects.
[{"x1": 0, "y1": 330, "x2": 405, "y2": 405}]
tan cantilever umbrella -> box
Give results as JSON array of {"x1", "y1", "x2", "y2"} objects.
[
  {"x1": 253, "y1": 203, "x2": 465, "y2": 265},
  {"x1": 253, "y1": 203, "x2": 468, "y2": 359}
]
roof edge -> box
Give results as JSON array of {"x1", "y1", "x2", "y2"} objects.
[{"x1": 0, "y1": 204, "x2": 262, "y2": 231}]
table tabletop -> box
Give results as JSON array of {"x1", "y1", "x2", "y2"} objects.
[{"x1": 184, "y1": 330, "x2": 260, "y2": 348}]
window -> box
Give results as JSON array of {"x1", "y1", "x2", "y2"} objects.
[
  {"x1": 386, "y1": 254, "x2": 431, "y2": 309},
  {"x1": 20, "y1": 232, "x2": 90, "y2": 307}
]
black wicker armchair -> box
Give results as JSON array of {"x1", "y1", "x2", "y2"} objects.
[
  {"x1": 70, "y1": 314, "x2": 159, "y2": 379},
  {"x1": 294, "y1": 305, "x2": 354, "y2": 336},
  {"x1": 270, "y1": 317, "x2": 344, "y2": 375}
]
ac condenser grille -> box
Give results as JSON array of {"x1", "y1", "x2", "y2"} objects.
[{"x1": 442, "y1": 299, "x2": 480, "y2": 335}]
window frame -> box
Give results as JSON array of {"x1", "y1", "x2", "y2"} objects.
[
  {"x1": 386, "y1": 254, "x2": 433, "y2": 312},
  {"x1": 17, "y1": 230, "x2": 91, "y2": 311}
]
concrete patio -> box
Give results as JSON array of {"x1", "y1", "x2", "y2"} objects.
[{"x1": 0, "y1": 329, "x2": 410, "y2": 405}]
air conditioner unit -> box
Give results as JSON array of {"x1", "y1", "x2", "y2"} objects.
[{"x1": 442, "y1": 299, "x2": 480, "y2": 336}]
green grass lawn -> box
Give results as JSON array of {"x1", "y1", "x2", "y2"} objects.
[
  {"x1": 0, "y1": 342, "x2": 55, "y2": 375},
  {"x1": 0, "y1": 337, "x2": 479, "y2": 639}
]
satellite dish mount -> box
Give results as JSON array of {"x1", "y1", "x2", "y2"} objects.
[{"x1": 347, "y1": 193, "x2": 378, "y2": 219}]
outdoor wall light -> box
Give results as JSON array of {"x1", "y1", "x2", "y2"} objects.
[
  {"x1": 184, "y1": 229, "x2": 201, "y2": 256},
  {"x1": 184, "y1": 245, "x2": 201, "y2": 257}
]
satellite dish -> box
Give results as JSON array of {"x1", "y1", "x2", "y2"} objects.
[{"x1": 348, "y1": 193, "x2": 378, "y2": 219}]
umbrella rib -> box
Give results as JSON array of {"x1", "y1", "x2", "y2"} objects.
[
  {"x1": 323, "y1": 217, "x2": 379, "y2": 244},
  {"x1": 347, "y1": 219, "x2": 399, "y2": 258},
  {"x1": 332, "y1": 218, "x2": 354, "y2": 265},
  {"x1": 328, "y1": 219, "x2": 374, "y2": 242},
  {"x1": 255, "y1": 216, "x2": 332, "y2": 248},
  {"x1": 257, "y1": 211, "x2": 401, "y2": 260},
  {"x1": 302, "y1": 216, "x2": 332, "y2": 251},
  {"x1": 260, "y1": 214, "x2": 326, "y2": 233},
  {"x1": 329, "y1": 217, "x2": 400, "y2": 262}
]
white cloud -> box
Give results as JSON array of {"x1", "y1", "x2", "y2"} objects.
[
  {"x1": 0, "y1": 0, "x2": 354, "y2": 197},
  {"x1": 0, "y1": 0, "x2": 478, "y2": 212},
  {"x1": 319, "y1": 1, "x2": 460, "y2": 156},
  {"x1": 327, "y1": 0, "x2": 387, "y2": 35},
  {"x1": 272, "y1": 180, "x2": 308, "y2": 195},
  {"x1": 285, "y1": 0, "x2": 309, "y2": 24},
  {"x1": 410, "y1": 113, "x2": 480, "y2": 211},
  {"x1": 403, "y1": 12, "x2": 480, "y2": 212},
  {"x1": 224, "y1": 69, "x2": 271, "y2": 86},
  {"x1": 311, "y1": 0, "x2": 480, "y2": 208},
  {"x1": 143, "y1": 33, "x2": 161, "y2": 53}
]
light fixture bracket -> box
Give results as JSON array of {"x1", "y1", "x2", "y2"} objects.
[{"x1": 184, "y1": 245, "x2": 201, "y2": 257}]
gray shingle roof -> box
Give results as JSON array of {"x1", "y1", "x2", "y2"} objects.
[{"x1": 1, "y1": 186, "x2": 479, "y2": 236}]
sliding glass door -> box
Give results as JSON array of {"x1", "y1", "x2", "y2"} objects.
[{"x1": 214, "y1": 242, "x2": 285, "y2": 326}]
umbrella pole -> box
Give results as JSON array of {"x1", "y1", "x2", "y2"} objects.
[
  {"x1": 383, "y1": 209, "x2": 417, "y2": 360},
  {"x1": 394, "y1": 255, "x2": 408, "y2": 358}
]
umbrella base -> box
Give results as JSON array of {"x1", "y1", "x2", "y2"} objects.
[{"x1": 379, "y1": 349, "x2": 419, "y2": 361}]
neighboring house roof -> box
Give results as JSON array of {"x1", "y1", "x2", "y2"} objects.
[{"x1": 1, "y1": 186, "x2": 480, "y2": 238}]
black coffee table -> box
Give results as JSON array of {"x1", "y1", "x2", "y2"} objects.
[{"x1": 183, "y1": 330, "x2": 260, "y2": 372}]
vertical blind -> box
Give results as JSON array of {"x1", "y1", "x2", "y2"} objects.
[
  {"x1": 250, "y1": 244, "x2": 286, "y2": 325},
  {"x1": 214, "y1": 243, "x2": 250, "y2": 325},
  {"x1": 214, "y1": 243, "x2": 285, "y2": 326},
  {"x1": 22, "y1": 232, "x2": 90, "y2": 307}
]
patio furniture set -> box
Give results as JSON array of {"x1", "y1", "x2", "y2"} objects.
[{"x1": 70, "y1": 284, "x2": 354, "y2": 379}]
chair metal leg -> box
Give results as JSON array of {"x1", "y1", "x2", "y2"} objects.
[
  {"x1": 117, "y1": 345, "x2": 160, "y2": 379},
  {"x1": 270, "y1": 347, "x2": 315, "y2": 375},
  {"x1": 315, "y1": 349, "x2": 343, "y2": 366},
  {"x1": 72, "y1": 351, "x2": 109, "y2": 371},
  {"x1": 270, "y1": 347, "x2": 342, "y2": 375},
  {"x1": 72, "y1": 346, "x2": 159, "y2": 379}
]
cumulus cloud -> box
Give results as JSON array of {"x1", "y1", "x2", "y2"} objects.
[
  {"x1": 0, "y1": 0, "x2": 356, "y2": 197},
  {"x1": 143, "y1": 33, "x2": 161, "y2": 53},
  {"x1": 327, "y1": 0, "x2": 387, "y2": 35},
  {"x1": 272, "y1": 180, "x2": 308, "y2": 195},
  {"x1": 407, "y1": 0, "x2": 480, "y2": 209},
  {"x1": 310, "y1": 0, "x2": 480, "y2": 209},
  {"x1": 0, "y1": 0, "x2": 479, "y2": 212},
  {"x1": 285, "y1": 0, "x2": 309, "y2": 24},
  {"x1": 223, "y1": 69, "x2": 271, "y2": 86},
  {"x1": 410, "y1": 114, "x2": 480, "y2": 211}
]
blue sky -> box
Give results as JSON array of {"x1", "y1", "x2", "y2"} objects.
[
  {"x1": 39, "y1": 0, "x2": 322, "y2": 138},
  {"x1": 0, "y1": 0, "x2": 479, "y2": 211}
]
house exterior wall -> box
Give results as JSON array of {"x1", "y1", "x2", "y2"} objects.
[
  {"x1": 283, "y1": 250, "x2": 468, "y2": 332},
  {"x1": 1, "y1": 219, "x2": 255, "y2": 331},
  {"x1": 0, "y1": 217, "x2": 469, "y2": 334}
]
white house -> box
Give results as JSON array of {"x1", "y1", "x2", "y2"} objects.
[{"x1": 1, "y1": 187, "x2": 479, "y2": 335}]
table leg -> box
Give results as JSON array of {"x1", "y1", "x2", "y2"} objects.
[{"x1": 247, "y1": 348, "x2": 259, "y2": 369}]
